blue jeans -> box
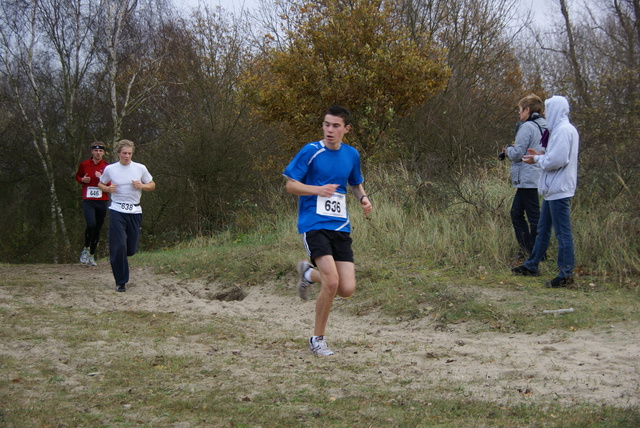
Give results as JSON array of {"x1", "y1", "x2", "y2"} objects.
[{"x1": 524, "y1": 197, "x2": 574, "y2": 278}]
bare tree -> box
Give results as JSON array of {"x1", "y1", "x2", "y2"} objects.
[
  {"x1": 102, "y1": 0, "x2": 137, "y2": 143},
  {"x1": 146, "y1": 7, "x2": 260, "y2": 236},
  {"x1": 0, "y1": 0, "x2": 99, "y2": 261},
  {"x1": 559, "y1": 0, "x2": 592, "y2": 106},
  {"x1": 396, "y1": 0, "x2": 526, "y2": 178},
  {"x1": 97, "y1": 0, "x2": 168, "y2": 145},
  {"x1": 530, "y1": 0, "x2": 593, "y2": 106},
  {"x1": 525, "y1": 0, "x2": 640, "y2": 223}
]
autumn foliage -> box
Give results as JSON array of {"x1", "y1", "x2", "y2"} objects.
[{"x1": 242, "y1": 0, "x2": 449, "y2": 159}]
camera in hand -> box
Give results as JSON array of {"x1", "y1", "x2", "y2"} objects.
[{"x1": 498, "y1": 151, "x2": 506, "y2": 160}]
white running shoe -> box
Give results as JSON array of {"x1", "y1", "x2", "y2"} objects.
[
  {"x1": 79, "y1": 248, "x2": 89, "y2": 264},
  {"x1": 296, "y1": 260, "x2": 313, "y2": 300},
  {"x1": 86, "y1": 255, "x2": 97, "y2": 267},
  {"x1": 309, "y1": 336, "x2": 334, "y2": 356}
]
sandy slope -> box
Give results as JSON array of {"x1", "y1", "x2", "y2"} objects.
[{"x1": 1, "y1": 262, "x2": 638, "y2": 408}]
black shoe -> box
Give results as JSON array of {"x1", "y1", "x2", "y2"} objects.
[
  {"x1": 116, "y1": 284, "x2": 126, "y2": 292},
  {"x1": 545, "y1": 276, "x2": 573, "y2": 288},
  {"x1": 511, "y1": 265, "x2": 540, "y2": 276}
]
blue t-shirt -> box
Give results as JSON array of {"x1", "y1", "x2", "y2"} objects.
[{"x1": 283, "y1": 140, "x2": 364, "y2": 234}]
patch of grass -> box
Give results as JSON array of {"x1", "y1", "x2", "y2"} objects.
[
  {"x1": 134, "y1": 168, "x2": 640, "y2": 334},
  {"x1": 137, "y1": 241, "x2": 296, "y2": 287},
  {"x1": 341, "y1": 260, "x2": 639, "y2": 336},
  {"x1": 0, "y1": 300, "x2": 250, "y2": 426}
]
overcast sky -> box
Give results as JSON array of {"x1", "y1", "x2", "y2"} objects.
[
  {"x1": 179, "y1": 0, "x2": 552, "y2": 25},
  {"x1": 179, "y1": 0, "x2": 259, "y2": 14}
]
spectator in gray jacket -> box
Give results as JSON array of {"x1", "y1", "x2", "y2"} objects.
[{"x1": 503, "y1": 94, "x2": 547, "y2": 258}]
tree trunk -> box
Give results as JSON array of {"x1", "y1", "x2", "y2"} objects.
[{"x1": 559, "y1": 0, "x2": 591, "y2": 107}]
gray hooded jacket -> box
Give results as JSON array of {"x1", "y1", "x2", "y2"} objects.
[
  {"x1": 506, "y1": 115, "x2": 546, "y2": 188},
  {"x1": 533, "y1": 96, "x2": 579, "y2": 200}
]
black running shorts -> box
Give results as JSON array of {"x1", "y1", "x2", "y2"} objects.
[{"x1": 302, "y1": 229, "x2": 354, "y2": 265}]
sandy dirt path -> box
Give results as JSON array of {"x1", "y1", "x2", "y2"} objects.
[{"x1": 1, "y1": 263, "x2": 638, "y2": 408}]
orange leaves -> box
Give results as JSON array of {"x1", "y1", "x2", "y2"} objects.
[{"x1": 241, "y1": 0, "x2": 449, "y2": 158}]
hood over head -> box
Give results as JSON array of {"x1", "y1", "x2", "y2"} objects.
[{"x1": 544, "y1": 95, "x2": 570, "y2": 132}]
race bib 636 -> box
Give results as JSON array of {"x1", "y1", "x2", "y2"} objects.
[{"x1": 316, "y1": 193, "x2": 347, "y2": 219}]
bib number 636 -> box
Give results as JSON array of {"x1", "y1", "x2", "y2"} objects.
[{"x1": 316, "y1": 193, "x2": 347, "y2": 219}]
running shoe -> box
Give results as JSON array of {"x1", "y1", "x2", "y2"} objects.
[
  {"x1": 79, "y1": 248, "x2": 89, "y2": 264},
  {"x1": 116, "y1": 284, "x2": 126, "y2": 292},
  {"x1": 309, "y1": 336, "x2": 334, "y2": 356},
  {"x1": 296, "y1": 260, "x2": 313, "y2": 300},
  {"x1": 86, "y1": 255, "x2": 97, "y2": 267}
]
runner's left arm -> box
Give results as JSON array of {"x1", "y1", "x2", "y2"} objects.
[{"x1": 351, "y1": 184, "x2": 372, "y2": 215}]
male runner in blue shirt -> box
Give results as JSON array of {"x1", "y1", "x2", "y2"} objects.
[{"x1": 283, "y1": 105, "x2": 373, "y2": 356}]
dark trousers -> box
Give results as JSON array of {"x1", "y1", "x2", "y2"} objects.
[
  {"x1": 108, "y1": 210, "x2": 142, "y2": 286},
  {"x1": 82, "y1": 200, "x2": 108, "y2": 254},
  {"x1": 510, "y1": 188, "x2": 540, "y2": 254}
]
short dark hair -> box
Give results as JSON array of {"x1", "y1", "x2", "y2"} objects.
[{"x1": 325, "y1": 105, "x2": 351, "y2": 126}]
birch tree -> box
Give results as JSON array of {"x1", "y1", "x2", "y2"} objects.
[
  {"x1": 98, "y1": 0, "x2": 167, "y2": 145},
  {"x1": 0, "y1": 0, "x2": 99, "y2": 261}
]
